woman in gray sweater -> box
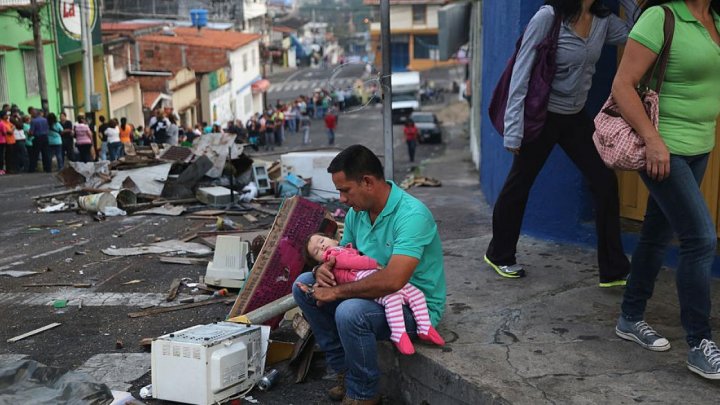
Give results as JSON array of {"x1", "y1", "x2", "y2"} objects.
[{"x1": 485, "y1": 0, "x2": 637, "y2": 286}]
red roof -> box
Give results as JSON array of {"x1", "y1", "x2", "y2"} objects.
[
  {"x1": 102, "y1": 22, "x2": 163, "y2": 32},
  {"x1": 138, "y1": 27, "x2": 261, "y2": 51},
  {"x1": 272, "y1": 26, "x2": 296, "y2": 34},
  {"x1": 109, "y1": 77, "x2": 139, "y2": 92},
  {"x1": 143, "y1": 91, "x2": 162, "y2": 108}
]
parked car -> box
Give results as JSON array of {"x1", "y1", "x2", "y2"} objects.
[{"x1": 410, "y1": 112, "x2": 442, "y2": 143}]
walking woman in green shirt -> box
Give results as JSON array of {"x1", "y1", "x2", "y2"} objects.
[{"x1": 611, "y1": 0, "x2": 720, "y2": 380}]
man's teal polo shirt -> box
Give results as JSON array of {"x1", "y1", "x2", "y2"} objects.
[{"x1": 340, "y1": 181, "x2": 446, "y2": 325}]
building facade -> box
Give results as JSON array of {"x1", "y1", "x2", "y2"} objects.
[
  {"x1": 364, "y1": 0, "x2": 458, "y2": 72},
  {"x1": 0, "y1": 1, "x2": 61, "y2": 114}
]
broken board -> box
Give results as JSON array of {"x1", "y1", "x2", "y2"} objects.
[{"x1": 228, "y1": 196, "x2": 336, "y2": 328}]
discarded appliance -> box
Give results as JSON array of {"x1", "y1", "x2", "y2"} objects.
[
  {"x1": 196, "y1": 186, "x2": 237, "y2": 206},
  {"x1": 251, "y1": 162, "x2": 272, "y2": 195},
  {"x1": 151, "y1": 322, "x2": 266, "y2": 405},
  {"x1": 205, "y1": 236, "x2": 250, "y2": 288},
  {"x1": 280, "y1": 151, "x2": 340, "y2": 200}
]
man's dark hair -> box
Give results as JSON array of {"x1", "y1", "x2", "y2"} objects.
[{"x1": 327, "y1": 144, "x2": 384, "y2": 182}]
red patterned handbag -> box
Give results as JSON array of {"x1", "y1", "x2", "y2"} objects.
[{"x1": 593, "y1": 7, "x2": 674, "y2": 170}]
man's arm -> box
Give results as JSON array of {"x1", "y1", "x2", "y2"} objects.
[{"x1": 312, "y1": 254, "x2": 418, "y2": 302}]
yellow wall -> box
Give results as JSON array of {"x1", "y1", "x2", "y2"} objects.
[
  {"x1": 70, "y1": 56, "x2": 109, "y2": 118},
  {"x1": 618, "y1": 120, "x2": 720, "y2": 235}
]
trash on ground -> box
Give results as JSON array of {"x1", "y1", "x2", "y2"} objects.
[
  {"x1": 134, "y1": 204, "x2": 185, "y2": 216},
  {"x1": 102, "y1": 206, "x2": 127, "y2": 216},
  {"x1": 38, "y1": 203, "x2": 67, "y2": 213},
  {"x1": 121, "y1": 279, "x2": 143, "y2": 285},
  {"x1": 0, "y1": 270, "x2": 41, "y2": 278},
  {"x1": 53, "y1": 300, "x2": 68, "y2": 309},
  {"x1": 400, "y1": 174, "x2": 442, "y2": 189},
  {"x1": 101, "y1": 240, "x2": 212, "y2": 257},
  {"x1": 0, "y1": 359, "x2": 113, "y2": 402},
  {"x1": 7, "y1": 323, "x2": 62, "y2": 343}
]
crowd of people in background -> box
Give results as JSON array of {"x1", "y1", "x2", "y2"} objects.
[{"x1": 0, "y1": 87, "x2": 350, "y2": 175}]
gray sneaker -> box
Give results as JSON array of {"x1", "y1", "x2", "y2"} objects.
[
  {"x1": 615, "y1": 317, "x2": 671, "y2": 352},
  {"x1": 484, "y1": 255, "x2": 526, "y2": 279},
  {"x1": 688, "y1": 339, "x2": 720, "y2": 380}
]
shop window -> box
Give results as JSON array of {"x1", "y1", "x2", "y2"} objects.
[
  {"x1": 412, "y1": 5, "x2": 426, "y2": 25},
  {"x1": 22, "y1": 50, "x2": 39, "y2": 97},
  {"x1": 414, "y1": 34, "x2": 438, "y2": 59},
  {"x1": 0, "y1": 56, "x2": 8, "y2": 104}
]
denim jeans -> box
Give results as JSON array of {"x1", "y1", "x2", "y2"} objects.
[
  {"x1": 407, "y1": 140, "x2": 417, "y2": 162},
  {"x1": 29, "y1": 135, "x2": 51, "y2": 173},
  {"x1": 621, "y1": 153, "x2": 716, "y2": 347},
  {"x1": 108, "y1": 142, "x2": 123, "y2": 161},
  {"x1": 49, "y1": 144, "x2": 63, "y2": 170},
  {"x1": 327, "y1": 129, "x2": 335, "y2": 145},
  {"x1": 292, "y1": 272, "x2": 418, "y2": 400}
]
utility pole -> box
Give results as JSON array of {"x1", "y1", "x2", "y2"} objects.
[
  {"x1": 30, "y1": 0, "x2": 49, "y2": 112},
  {"x1": 380, "y1": 0, "x2": 393, "y2": 180},
  {"x1": 79, "y1": 0, "x2": 93, "y2": 114}
]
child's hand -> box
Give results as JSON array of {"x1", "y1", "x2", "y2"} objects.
[{"x1": 315, "y1": 256, "x2": 337, "y2": 287}]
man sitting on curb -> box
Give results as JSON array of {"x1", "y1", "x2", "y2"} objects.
[{"x1": 292, "y1": 144, "x2": 447, "y2": 405}]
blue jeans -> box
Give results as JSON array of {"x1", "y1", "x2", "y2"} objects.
[
  {"x1": 292, "y1": 272, "x2": 418, "y2": 400},
  {"x1": 50, "y1": 144, "x2": 63, "y2": 170},
  {"x1": 621, "y1": 154, "x2": 716, "y2": 347},
  {"x1": 326, "y1": 129, "x2": 335, "y2": 145},
  {"x1": 108, "y1": 142, "x2": 123, "y2": 161},
  {"x1": 288, "y1": 117, "x2": 297, "y2": 133}
]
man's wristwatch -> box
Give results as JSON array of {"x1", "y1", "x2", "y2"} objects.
[{"x1": 312, "y1": 265, "x2": 321, "y2": 276}]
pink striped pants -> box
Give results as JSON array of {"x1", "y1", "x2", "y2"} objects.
[{"x1": 354, "y1": 269, "x2": 432, "y2": 343}]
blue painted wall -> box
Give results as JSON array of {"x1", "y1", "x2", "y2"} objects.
[{"x1": 480, "y1": 0, "x2": 621, "y2": 245}]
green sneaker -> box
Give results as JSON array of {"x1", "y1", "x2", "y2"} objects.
[
  {"x1": 599, "y1": 278, "x2": 627, "y2": 288},
  {"x1": 484, "y1": 255, "x2": 525, "y2": 279}
]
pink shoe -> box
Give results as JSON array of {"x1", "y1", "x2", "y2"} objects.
[
  {"x1": 394, "y1": 333, "x2": 415, "y2": 355},
  {"x1": 418, "y1": 326, "x2": 445, "y2": 346},
  {"x1": 0, "y1": 170, "x2": 5, "y2": 175}
]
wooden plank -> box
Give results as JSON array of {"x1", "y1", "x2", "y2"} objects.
[
  {"x1": 127, "y1": 298, "x2": 234, "y2": 318},
  {"x1": 166, "y1": 278, "x2": 182, "y2": 302},
  {"x1": 243, "y1": 214, "x2": 258, "y2": 223},
  {"x1": 159, "y1": 257, "x2": 207, "y2": 265},
  {"x1": 22, "y1": 283, "x2": 91, "y2": 288},
  {"x1": 192, "y1": 210, "x2": 226, "y2": 216},
  {"x1": 7, "y1": 323, "x2": 62, "y2": 343}
]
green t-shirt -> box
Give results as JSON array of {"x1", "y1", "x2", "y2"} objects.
[
  {"x1": 629, "y1": 1, "x2": 720, "y2": 155},
  {"x1": 340, "y1": 181, "x2": 446, "y2": 326}
]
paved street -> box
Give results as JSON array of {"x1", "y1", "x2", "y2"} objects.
[{"x1": 0, "y1": 80, "x2": 458, "y2": 403}]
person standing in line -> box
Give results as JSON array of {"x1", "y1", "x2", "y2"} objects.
[
  {"x1": 119, "y1": 117, "x2": 134, "y2": 151},
  {"x1": 105, "y1": 119, "x2": 122, "y2": 161},
  {"x1": 300, "y1": 111, "x2": 312, "y2": 145},
  {"x1": 0, "y1": 111, "x2": 8, "y2": 175},
  {"x1": 264, "y1": 112, "x2": 275, "y2": 151},
  {"x1": 22, "y1": 115, "x2": 33, "y2": 170},
  {"x1": 484, "y1": 0, "x2": 637, "y2": 287},
  {"x1": 10, "y1": 113, "x2": 28, "y2": 173},
  {"x1": 610, "y1": 0, "x2": 720, "y2": 380},
  {"x1": 324, "y1": 107, "x2": 337, "y2": 145},
  {"x1": 97, "y1": 115, "x2": 109, "y2": 161},
  {"x1": 73, "y1": 116, "x2": 94, "y2": 163},
  {"x1": 59, "y1": 112, "x2": 75, "y2": 162},
  {"x1": 403, "y1": 119, "x2": 419, "y2": 163},
  {"x1": 28, "y1": 109, "x2": 52, "y2": 173},
  {"x1": 47, "y1": 113, "x2": 64, "y2": 170},
  {"x1": 167, "y1": 115, "x2": 179, "y2": 146}
]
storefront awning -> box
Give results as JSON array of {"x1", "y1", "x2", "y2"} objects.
[{"x1": 251, "y1": 79, "x2": 271, "y2": 94}]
